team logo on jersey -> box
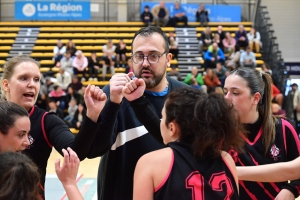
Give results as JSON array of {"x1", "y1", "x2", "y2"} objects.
[
  {"x1": 26, "y1": 134, "x2": 35, "y2": 149},
  {"x1": 270, "y1": 144, "x2": 280, "y2": 161}
]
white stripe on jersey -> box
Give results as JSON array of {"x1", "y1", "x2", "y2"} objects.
[{"x1": 111, "y1": 125, "x2": 148, "y2": 150}]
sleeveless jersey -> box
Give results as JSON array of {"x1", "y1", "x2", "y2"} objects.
[
  {"x1": 154, "y1": 142, "x2": 239, "y2": 200},
  {"x1": 231, "y1": 118, "x2": 300, "y2": 199}
]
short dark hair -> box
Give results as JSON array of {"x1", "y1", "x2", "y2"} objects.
[
  {"x1": 165, "y1": 87, "x2": 244, "y2": 159},
  {"x1": 145, "y1": 5, "x2": 149, "y2": 9},
  {"x1": 0, "y1": 101, "x2": 29, "y2": 135},
  {"x1": 131, "y1": 26, "x2": 169, "y2": 53},
  {"x1": 0, "y1": 152, "x2": 40, "y2": 200}
]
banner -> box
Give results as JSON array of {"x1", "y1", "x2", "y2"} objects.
[
  {"x1": 141, "y1": 2, "x2": 241, "y2": 22},
  {"x1": 285, "y1": 62, "x2": 300, "y2": 75},
  {"x1": 15, "y1": 0, "x2": 90, "y2": 21}
]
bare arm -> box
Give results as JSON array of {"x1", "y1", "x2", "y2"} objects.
[
  {"x1": 222, "y1": 151, "x2": 239, "y2": 194},
  {"x1": 238, "y1": 157, "x2": 300, "y2": 182},
  {"x1": 133, "y1": 154, "x2": 155, "y2": 200},
  {"x1": 55, "y1": 148, "x2": 83, "y2": 200}
]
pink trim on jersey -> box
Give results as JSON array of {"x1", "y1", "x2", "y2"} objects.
[
  {"x1": 154, "y1": 150, "x2": 174, "y2": 193},
  {"x1": 242, "y1": 127, "x2": 263, "y2": 145},
  {"x1": 239, "y1": 154, "x2": 277, "y2": 199},
  {"x1": 29, "y1": 106, "x2": 35, "y2": 117},
  {"x1": 282, "y1": 119, "x2": 300, "y2": 154},
  {"x1": 41, "y1": 112, "x2": 53, "y2": 148}
]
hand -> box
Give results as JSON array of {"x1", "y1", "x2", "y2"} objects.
[
  {"x1": 55, "y1": 147, "x2": 80, "y2": 186},
  {"x1": 84, "y1": 84, "x2": 107, "y2": 123},
  {"x1": 110, "y1": 72, "x2": 133, "y2": 104},
  {"x1": 211, "y1": 57, "x2": 215, "y2": 62},
  {"x1": 275, "y1": 189, "x2": 295, "y2": 200},
  {"x1": 56, "y1": 101, "x2": 60, "y2": 106},
  {"x1": 122, "y1": 78, "x2": 146, "y2": 102},
  {"x1": 217, "y1": 56, "x2": 220, "y2": 60},
  {"x1": 76, "y1": 122, "x2": 81, "y2": 128}
]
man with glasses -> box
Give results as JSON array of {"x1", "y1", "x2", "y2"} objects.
[{"x1": 88, "y1": 26, "x2": 186, "y2": 200}]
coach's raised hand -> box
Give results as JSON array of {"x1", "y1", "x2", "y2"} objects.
[
  {"x1": 110, "y1": 72, "x2": 133, "y2": 104},
  {"x1": 122, "y1": 77, "x2": 146, "y2": 102},
  {"x1": 84, "y1": 84, "x2": 107, "y2": 122}
]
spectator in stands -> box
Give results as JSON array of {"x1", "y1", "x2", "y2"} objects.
[
  {"x1": 213, "y1": 33, "x2": 223, "y2": 50},
  {"x1": 66, "y1": 86, "x2": 83, "y2": 106},
  {"x1": 204, "y1": 43, "x2": 225, "y2": 69},
  {"x1": 168, "y1": 32, "x2": 179, "y2": 60},
  {"x1": 247, "y1": 27, "x2": 261, "y2": 52},
  {"x1": 235, "y1": 24, "x2": 248, "y2": 48},
  {"x1": 195, "y1": 3, "x2": 209, "y2": 27},
  {"x1": 66, "y1": 39, "x2": 77, "y2": 57},
  {"x1": 53, "y1": 39, "x2": 66, "y2": 64},
  {"x1": 215, "y1": 25, "x2": 225, "y2": 43},
  {"x1": 58, "y1": 51, "x2": 73, "y2": 75},
  {"x1": 48, "y1": 99, "x2": 64, "y2": 119},
  {"x1": 102, "y1": 39, "x2": 116, "y2": 81},
  {"x1": 71, "y1": 103, "x2": 86, "y2": 130},
  {"x1": 42, "y1": 76, "x2": 54, "y2": 93},
  {"x1": 240, "y1": 46, "x2": 256, "y2": 68},
  {"x1": 68, "y1": 75, "x2": 83, "y2": 92},
  {"x1": 207, "y1": 86, "x2": 224, "y2": 95},
  {"x1": 272, "y1": 103, "x2": 286, "y2": 116},
  {"x1": 152, "y1": 1, "x2": 169, "y2": 27},
  {"x1": 48, "y1": 85, "x2": 67, "y2": 110},
  {"x1": 88, "y1": 51, "x2": 101, "y2": 81},
  {"x1": 262, "y1": 63, "x2": 272, "y2": 75},
  {"x1": 225, "y1": 44, "x2": 240, "y2": 70},
  {"x1": 203, "y1": 68, "x2": 221, "y2": 90},
  {"x1": 115, "y1": 39, "x2": 127, "y2": 68},
  {"x1": 223, "y1": 32, "x2": 236, "y2": 54},
  {"x1": 272, "y1": 83, "x2": 284, "y2": 107},
  {"x1": 140, "y1": 5, "x2": 153, "y2": 26},
  {"x1": 167, "y1": 65, "x2": 181, "y2": 81},
  {"x1": 72, "y1": 50, "x2": 88, "y2": 81},
  {"x1": 64, "y1": 99, "x2": 78, "y2": 127},
  {"x1": 125, "y1": 58, "x2": 134, "y2": 74},
  {"x1": 184, "y1": 66, "x2": 207, "y2": 93},
  {"x1": 288, "y1": 83, "x2": 300, "y2": 132},
  {"x1": 214, "y1": 62, "x2": 227, "y2": 86},
  {"x1": 56, "y1": 67, "x2": 72, "y2": 91},
  {"x1": 198, "y1": 27, "x2": 213, "y2": 53},
  {"x1": 171, "y1": 1, "x2": 188, "y2": 27}
]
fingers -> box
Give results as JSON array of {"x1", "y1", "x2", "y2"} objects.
[
  {"x1": 123, "y1": 79, "x2": 139, "y2": 94},
  {"x1": 62, "y1": 148, "x2": 69, "y2": 166},
  {"x1": 55, "y1": 158, "x2": 61, "y2": 172},
  {"x1": 67, "y1": 147, "x2": 79, "y2": 167},
  {"x1": 86, "y1": 85, "x2": 107, "y2": 101},
  {"x1": 84, "y1": 84, "x2": 91, "y2": 97}
]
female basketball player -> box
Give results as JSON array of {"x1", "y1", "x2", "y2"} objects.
[
  {"x1": 0, "y1": 147, "x2": 83, "y2": 200},
  {"x1": 0, "y1": 55, "x2": 107, "y2": 197},
  {"x1": 122, "y1": 78, "x2": 244, "y2": 200},
  {"x1": 223, "y1": 67, "x2": 300, "y2": 199},
  {"x1": 0, "y1": 101, "x2": 30, "y2": 152}
]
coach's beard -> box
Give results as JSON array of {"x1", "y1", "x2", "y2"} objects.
[{"x1": 135, "y1": 67, "x2": 165, "y2": 89}]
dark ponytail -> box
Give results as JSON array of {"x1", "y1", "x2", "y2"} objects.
[{"x1": 260, "y1": 72, "x2": 276, "y2": 153}]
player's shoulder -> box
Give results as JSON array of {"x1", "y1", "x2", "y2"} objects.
[
  {"x1": 138, "y1": 147, "x2": 173, "y2": 167},
  {"x1": 167, "y1": 77, "x2": 187, "y2": 89}
]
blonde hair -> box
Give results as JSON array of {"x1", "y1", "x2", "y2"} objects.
[{"x1": 0, "y1": 55, "x2": 40, "y2": 100}]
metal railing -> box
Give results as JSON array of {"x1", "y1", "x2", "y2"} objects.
[{"x1": 253, "y1": 0, "x2": 287, "y2": 91}]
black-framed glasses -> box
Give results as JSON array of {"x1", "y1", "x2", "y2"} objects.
[{"x1": 131, "y1": 52, "x2": 167, "y2": 64}]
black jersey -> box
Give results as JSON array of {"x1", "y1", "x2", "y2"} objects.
[
  {"x1": 231, "y1": 118, "x2": 300, "y2": 199},
  {"x1": 154, "y1": 142, "x2": 239, "y2": 200},
  {"x1": 24, "y1": 106, "x2": 100, "y2": 198},
  {"x1": 88, "y1": 77, "x2": 187, "y2": 200}
]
